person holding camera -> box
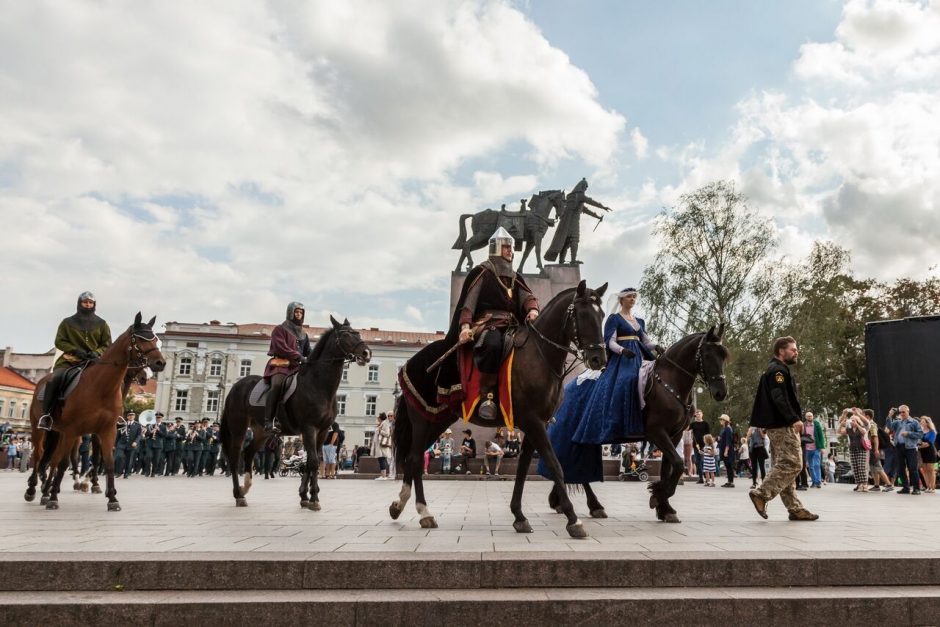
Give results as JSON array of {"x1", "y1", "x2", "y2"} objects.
[{"x1": 839, "y1": 408, "x2": 872, "y2": 492}]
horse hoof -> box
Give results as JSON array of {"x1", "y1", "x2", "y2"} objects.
[
  {"x1": 389, "y1": 503, "x2": 402, "y2": 520},
  {"x1": 81, "y1": 485, "x2": 90, "y2": 493},
  {"x1": 307, "y1": 502, "x2": 321, "y2": 511},
  {"x1": 649, "y1": 495, "x2": 659, "y2": 510},
  {"x1": 664, "y1": 513, "x2": 681, "y2": 523},
  {"x1": 419, "y1": 516, "x2": 438, "y2": 529},
  {"x1": 566, "y1": 521, "x2": 588, "y2": 539},
  {"x1": 235, "y1": 498, "x2": 248, "y2": 507},
  {"x1": 108, "y1": 502, "x2": 121, "y2": 512},
  {"x1": 589, "y1": 508, "x2": 608, "y2": 519},
  {"x1": 72, "y1": 482, "x2": 81, "y2": 491},
  {"x1": 40, "y1": 496, "x2": 49, "y2": 506},
  {"x1": 513, "y1": 520, "x2": 533, "y2": 534},
  {"x1": 300, "y1": 500, "x2": 309, "y2": 509},
  {"x1": 92, "y1": 485, "x2": 102, "y2": 494},
  {"x1": 45, "y1": 501, "x2": 59, "y2": 510},
  {"x1": 24, "y1": 492, "x2": 35, "y2": 503}
]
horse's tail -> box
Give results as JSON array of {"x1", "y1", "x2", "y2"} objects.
[
  {"x1": 393, "y1": 396, "x2": 412, "y2": 469},
  {"x1": 451, "y1": 214, "x2": 473, "y2": 250}
]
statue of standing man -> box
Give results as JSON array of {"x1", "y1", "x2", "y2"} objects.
[{"x1": 544, "y1": 178, "x2": 611, "y2": 265}]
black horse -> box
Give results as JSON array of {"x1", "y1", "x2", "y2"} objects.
[
  {"x1": 220, "y1": 316, "x2": 371, "y2": 510},
  {"x1": 390, "y1": 280, "x2": 608, "y2": 539},
  {"x1": 550, "y1": 324, "x2": 729, "y2": 523}
]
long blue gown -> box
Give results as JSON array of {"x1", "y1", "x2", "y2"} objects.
[{"x1": 538, "y1": 314, "x2": 651, "y2": 483}]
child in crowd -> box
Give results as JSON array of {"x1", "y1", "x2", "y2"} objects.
[
  {"x1": 826, "y1": 452, "x2": 836, "y2": 485},
  {"x1": 701, "y1": 434, "x2": 717, "y2": 486}
]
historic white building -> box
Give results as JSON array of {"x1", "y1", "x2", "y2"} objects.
[{"x1": 154, "y1": 321, "x2": 444, "y2": 449}]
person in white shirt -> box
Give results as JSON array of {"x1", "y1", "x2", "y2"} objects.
[{"x1": 484, "y1": 440, "x2": 503, "y2": 476}]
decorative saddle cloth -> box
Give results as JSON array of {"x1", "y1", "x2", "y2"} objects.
[
  {"x1": 248, "y1": 374, "x2": 299, "y2": 408},
  {"x1": 36, "y1": 366, "x2": 84, "y2": 402},
  {"x1": 458, "y1": 348, "x2": 516, "y2": 430}
]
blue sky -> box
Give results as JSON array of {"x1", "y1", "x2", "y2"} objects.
[{"x1": 2, "y1": 0, "x2": 938, "y2": 351}]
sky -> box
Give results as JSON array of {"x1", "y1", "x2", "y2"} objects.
[{"x1": 2, "y1": 0, "x2": 939, "y2": 352}]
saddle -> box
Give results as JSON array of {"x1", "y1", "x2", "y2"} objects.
[
  {"x1": 36, "y1": 366, "x2": 84, "y2": 402},
  {"x1": 248, "y1": 374, "x2": 299, "y2": 408},
  {"x1": 458, "y1": 347, "x2": 516, "y2": 429}
]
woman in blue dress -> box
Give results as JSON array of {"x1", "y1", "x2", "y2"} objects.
[{"x1": 538, "y1": 287, "x2": 661, "y2": 483}]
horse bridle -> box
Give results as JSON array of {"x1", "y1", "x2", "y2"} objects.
[
  {"x1": 528, "y1": 294, "x2": 605, "y2": 379},
  {"x1": 128, "y1": 331, "x2": 161, "y2": 368},
  {"x1": 654, "y1": 333, "x2": 726, "y2": 410},
  {"x1": 318, "y1": 327, "x2": 369, "y2": 364}
]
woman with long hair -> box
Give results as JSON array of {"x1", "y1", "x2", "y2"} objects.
[
  {"x1": 839, "y1": 408, "x2": 871, "y2": 493},
  {"x1": 918, "y1": 416, "x2": 937, "y2": 493}
]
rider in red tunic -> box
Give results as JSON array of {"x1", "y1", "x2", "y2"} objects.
[
  {"x1": 263, "y1": 302, "x2": 311, "y2": 433},
  {"x1": 456, "y1": 227, "x2": 539, "y2": 420}
]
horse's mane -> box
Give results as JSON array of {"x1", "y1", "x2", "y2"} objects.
[
  {"x1": 540, "y1": 286, "x2": 578, "y2": 316},
  {"x1": 661, "y1": 331, "x2": 706, "y2": 361},
  {"x1": 308, "y1": 327, "x2": 337, "y2": 361}
]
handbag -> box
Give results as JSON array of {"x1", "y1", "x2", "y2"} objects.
[{"x1": 861, "y1": 434, "x2": 872, "y2": 451}]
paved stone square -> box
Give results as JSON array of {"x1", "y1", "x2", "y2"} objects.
[{"x1": 1, "y1": 472, "x2": 937, "y2": 555}]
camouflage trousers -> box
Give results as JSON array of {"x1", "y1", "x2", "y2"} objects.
[{"x1": 753, "y1": 426, "x2": 805, "y2": 513}]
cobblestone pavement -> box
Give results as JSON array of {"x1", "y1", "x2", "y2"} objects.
[{"x1": 1, "y1": 472, "x2": 937, "y2": 554}]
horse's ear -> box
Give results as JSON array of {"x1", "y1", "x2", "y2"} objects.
[
  {"x1": 134, "y1": 312, "x2": 142, "y2": 328},
  {"x1": 330, "y1": 315, "x2": 340, "y2": 329},
  {"x1": 576, "y1": 280, "x2": 586, "y2": 296},
  {"x1": 343, "y1": 318, "x2": 350, "y2": 326},
  {"x1": 717, "y1": 322, "x2": 726, "y2": 340},
  {"x1": 147, "y1": 315, "x2": 156, "y2": 328},
  {"x1": 706, "y1": 324, "x2": 717, "y2": 341},
  {"x1": 595, "y1": 282, "x2": 608, "y2": 298}
]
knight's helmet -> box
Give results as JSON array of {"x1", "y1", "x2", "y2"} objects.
[
  {"x1": 488, "y1": 227, "x2": 515, "y2": 257},
  {"x1": 572, "y1": 177, "x2": 588, "y2": 193},
  {"x1": 285, "y1": 301, "x2": 305, "y2": 325}
]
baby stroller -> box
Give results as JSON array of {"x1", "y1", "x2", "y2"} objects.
[
  {"x1": 280, "y1": 457, "x2": 306, "y2": 477},
  {"x1": 618, "y1": 449, "x2": 650, "y2": 482}
]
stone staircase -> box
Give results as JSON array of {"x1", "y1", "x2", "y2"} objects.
[{"x1": 3, "y1": 551, "x2": 938, "y2": 625}]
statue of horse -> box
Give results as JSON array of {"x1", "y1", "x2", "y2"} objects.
[
  {"x1": 25, "y1": 313, "x2": 166, "y2": 511},
  {"x1": 389, "y1": 280, "x2": 609, "y2": 539},
  {"x1": 219, "y1": 316, "x2": 371, "y2": 510},
  {"x1": 548, "y1": 325, "x2": 729, "y2": 523},
  {"x1": 451, "y1": 190, "x2": 566, "y2": 273}
]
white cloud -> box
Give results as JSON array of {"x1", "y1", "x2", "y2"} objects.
[
  {"x1": 657, "y1": 0, "x2": 940, "y2": 281},
  {"x1": 0, "y1": 0, "x2": 626, "y2": 350},
  {"x1": 630, "y1": 128, "x2": 649, "y2": 160}
]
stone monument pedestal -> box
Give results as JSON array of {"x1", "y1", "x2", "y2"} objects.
[{"x1": 449, "y1": 264, "x2": 582, "y2": 319}]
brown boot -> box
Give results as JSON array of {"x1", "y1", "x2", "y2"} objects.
[
  {"x1": 788, "y1": 509, "x2": 819, "y2": 521},
  {"x1": 478, "y1": 373, "x2": 498, "y2": 421},
  {"x1": 748, "y1": 490, "x2": 768, "y2": 519}
]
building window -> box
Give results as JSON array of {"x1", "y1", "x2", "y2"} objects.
[
  {"x1": 364, "y1": 430, "x2": 374, "y2": 449},
  {"x1": 209, "y1": 356, "x2": 223, "y2": 377},
  {"x1": 178, "y1": 355, "x2": 192, "y2": 376},
  {"x1": 205, "y1": 389, "x2": 220, "y2": 413},
  {"x1": 336, "y1": 394, "x2": 347, "y2": 416},
  {"x1": 342, "y1": 364, "x2": 349, "y2": 382},
  {"x1": 0, "y1": 400, "x2": 4, "y2": 417},
  {"x1": 186, "y1": 342, "x2": 199, "y2": 348},
  {"x1": 7, "y1": 401, "x2": 14, "y2": 418},
  {"x1": 21, "y1": 402, "x2": 28, "y2": 419},
  {"x1": 239, "y1": 359, "x2": 252, "y2": 377},
  {"x1": 174, "y1": 390, "x2": 189, "y2": 412},
  {"x1": 367, "y1": 364, "x2": 379, "y2": 383},
  {"x1": 365, "y1": 394, "x2": 377, "y2": 417}
]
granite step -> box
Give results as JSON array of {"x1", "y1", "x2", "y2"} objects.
[
  {"x1": 1, "y1": 585, "x2": 938, "y2": 626},
  {"x1": 4, "y1": 551, "x2": 937, "y2": 592}
]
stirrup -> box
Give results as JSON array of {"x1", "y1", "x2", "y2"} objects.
[
  {"x1": 37, "y1": 414, "x2": 54, "y2": 431},
  {"x1": 264, "y1": 419, "x2": 280, "y2": 434},
  {"x1": 478, "y1": 394, "x2": 497, "y2": 421}
]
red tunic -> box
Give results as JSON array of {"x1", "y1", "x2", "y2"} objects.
[{"x1": 263, "y1": 325, "x2": 304, "y2": 379}]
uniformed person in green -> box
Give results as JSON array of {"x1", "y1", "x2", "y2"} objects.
[
  {"x1": 205, "y1": 422, "x2": 222, "y2": 475},
  {"x1": 146, "y1": 412, "x2": 167, "y2": 476},
  {"x1": 188, "y1": 419, "x2": 208, "y2": 477},
  {"x1": 38, "y1": 291, "x2": 112, "y2": 430},
  {"x1": 163, "y1": 416, "x2": 181, "y2": 475},
  {"x1": 114, "y1": 410, "x2": 143, "y2": 478}
]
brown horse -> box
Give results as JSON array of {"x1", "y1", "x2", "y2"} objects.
[
  {"x1": 25, "y1": 313, "x2": 165, "y2": 511},
  {"x1": 390, "y1": 281, "x2": 608, "y2": 538},
  {"x1": 551, "y1": 325, "x2": 729, "y2": 522}
]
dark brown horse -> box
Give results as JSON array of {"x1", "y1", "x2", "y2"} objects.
[
  {"x1": 551, "y1": 325, "x2": 729, "y2": 522},
  {"x1": 390, "y1": 281, "x2": 608, "y2": 538},
  {"x1": 220, "y1": 316, "x2": 371, "y2": 510},
  {"x1": 25, "y1": 314, "x2": 165, "y2": 511}
]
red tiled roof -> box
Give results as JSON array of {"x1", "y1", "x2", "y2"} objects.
[
  {"x1": 0, "y1": 367, "x2": 36, "y2": 391},
  {"x1": 167, "y1": 323, "x2": 445, "y2": 346}
]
